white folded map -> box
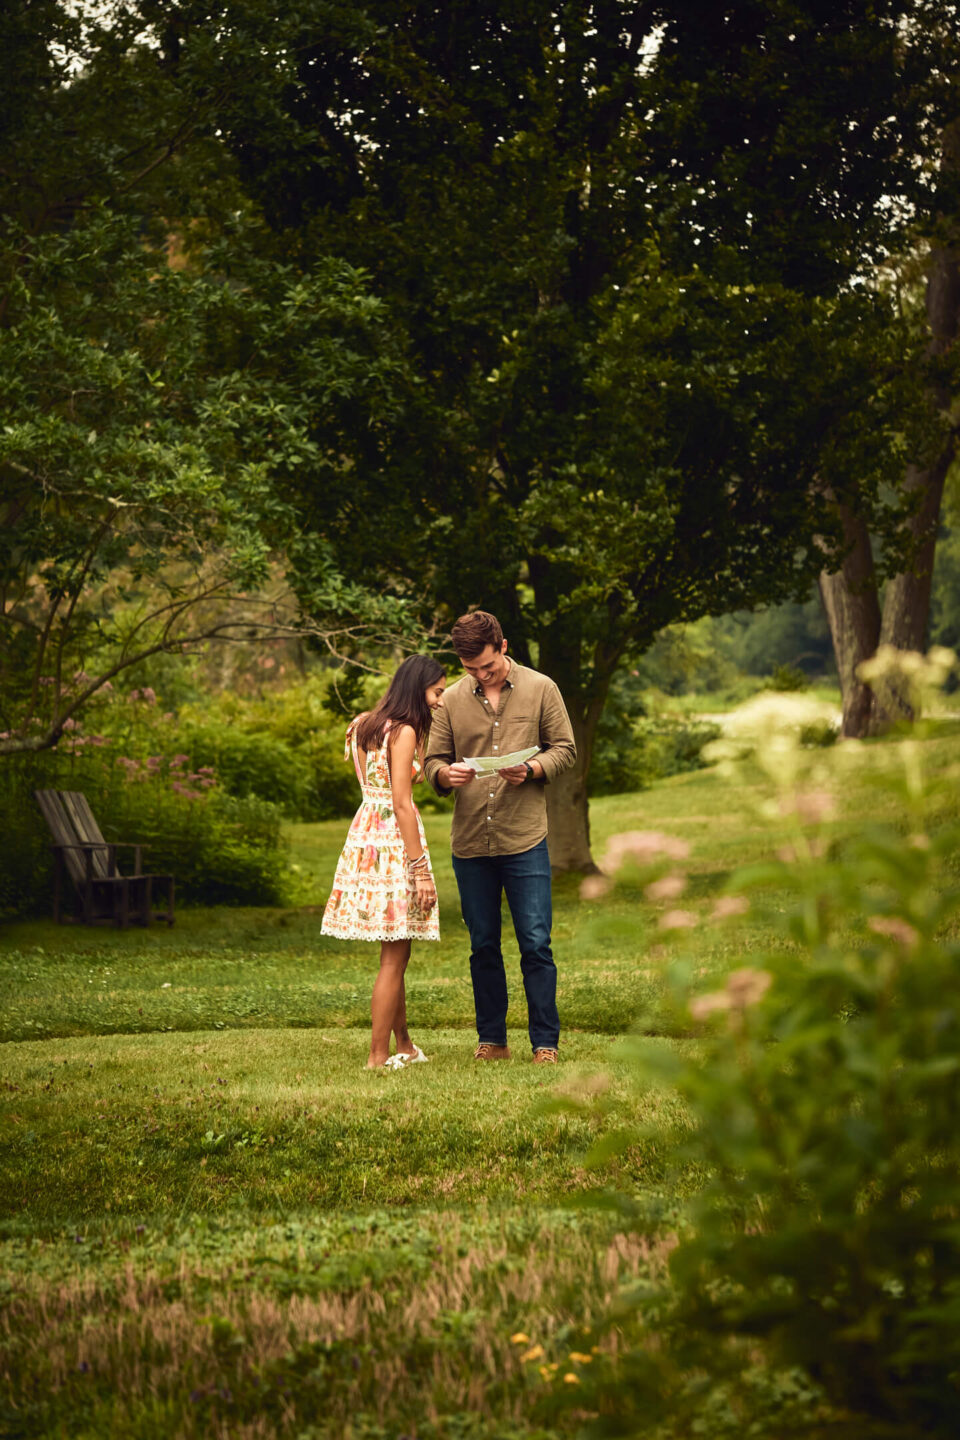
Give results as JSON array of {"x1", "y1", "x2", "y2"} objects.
[{"x1": 462, "y1": 746, "x2": 540, "y2": 775}]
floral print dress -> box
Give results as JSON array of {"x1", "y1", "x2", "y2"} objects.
[{"x1": 321, "y1": 718, "x2": 440, "y2": 942}]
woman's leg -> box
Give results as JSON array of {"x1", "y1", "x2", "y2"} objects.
[
  {"x1": 392, "y1": 946, "x2": 415, "y2": 1056},
  {"x1": 368, "y1": 939, "x2": 412, "y2": 1067}
]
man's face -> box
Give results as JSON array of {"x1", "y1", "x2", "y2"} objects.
[{"x1": 460, "y1": 639, "x2": 509, "y2": 687}]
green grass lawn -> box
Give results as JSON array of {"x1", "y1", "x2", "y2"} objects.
[{"x1": 2, "y1": 727, "x2": 958, "y2": 1438}]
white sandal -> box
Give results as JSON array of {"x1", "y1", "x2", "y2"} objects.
[{"x1": 401, "y1": 1044, "x2": 429, "y2": 1063}]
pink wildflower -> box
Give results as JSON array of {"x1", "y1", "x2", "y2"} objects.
[
  {"x1": 645, "y1": 873, "x2": 687, "y2": 902},
  {"x1": 129, "y1": 689, "x2": 140, "y2": 701},
  {"x1": 711, "y1": 895, "x2": 750, "y2": 921},
  {"x1": 689, "y1": 990, "x2": 732, "y2": 1020},
  {"x1": 781, "y1": 789, "x2": 837, "y2": 825},
  {"x1": 868, "y1": 916, "x2": 920, "y2": 948},
  {"x1": 726, "y1": 968, "x2": 773, "y2": 1008},
  {"x1": 579, "y1": 874, "x2": 612, "y2": 901},
  {"x1": 659, "y1": 909, "x2": 698, "y2": 931},
  {"x1": 141, "y1": 687, "x2": 157, "y2": 705},
  {"x1": 690, "y1": 967, "x2": 772, "y2": 1021},
  {"x1": 602, "y1": 830, "x2": 691, "y2": 868}
]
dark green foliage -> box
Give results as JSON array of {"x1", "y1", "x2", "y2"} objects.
[
  {"x1": 179, "y1": 726, "x2": 313, "y2": 818},
  {"x1": 767, "y1": 662, "x2": 809, "y2": 693},
  {"x1": 714, "y1": 596, "x2": 837, "y2": 681},
  {"x1": 153, "y1": 0, "x2": 946, "y2": 863},
  {"x1": 592, "y1": 715, "x2": 721, "y2": 797}
]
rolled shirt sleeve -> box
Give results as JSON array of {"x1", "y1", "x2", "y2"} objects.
[
  {"x1": 534, "y1": 680, "x2": 577, "y2": 782},
  {"x1": 424, "y1": 702, "x2": 455, "y2": 796}
]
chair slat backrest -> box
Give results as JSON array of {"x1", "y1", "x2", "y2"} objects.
[
  {"x1": 64, "y1": 791, "x2": 108, "y2": 846},
  {"x1": 34, "y1": 789, "x2": 88, "y2": 886},
  {"x1": 59, "y1": 791, "x2": 112, "y2": 879}
]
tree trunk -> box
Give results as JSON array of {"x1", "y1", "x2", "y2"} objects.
[
  {"x1": 535, "y1": 605, "x2": 617, "y2": 872},
  {"x1": 820, "y1": 120, "x2": 960, "y2": 732},
  {"x1": 818, "y1": 500, "x2": 881, "y2": 738},
  {"x1": 876, "y1": 132, "x2": 960, "y2": 716},
  {"x1": 875, "y1": 459, "x2": 953, "y2": 722},
  {"x1": 545, "y1": 697, "x2": 604, "y2": 873}
]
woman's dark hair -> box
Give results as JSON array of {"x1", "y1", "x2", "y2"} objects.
[{"x1": 355, "y1": 655, "x2": 446, "y2": 754}]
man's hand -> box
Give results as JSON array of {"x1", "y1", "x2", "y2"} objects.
[
  {"x1": 498, "y1": 759, "x2": 542, "y2": 787},
  {"x1": 440, "y1": 762, "x2": 477, "y2": 788}
]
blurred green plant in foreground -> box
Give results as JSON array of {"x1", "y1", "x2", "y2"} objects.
[{"x1": 552, "y1": 647, "x2": 960, "y2": 1438}]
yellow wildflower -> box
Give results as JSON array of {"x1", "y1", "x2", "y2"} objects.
[
  {"x1": 520, "y1": 1344, "x2": 545, "y2": 1363},
  {"x1": 510, "y1": 1332, "x2": 530, "y2": 1345}
]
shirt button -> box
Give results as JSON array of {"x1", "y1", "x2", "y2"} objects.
[{"x1": 487, "y1": 815, "x2": 492, "y2": 821}]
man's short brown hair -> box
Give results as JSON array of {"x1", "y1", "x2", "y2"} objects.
[{"x1": 450, "y1": 610, "x2": 503, "y2": 659}]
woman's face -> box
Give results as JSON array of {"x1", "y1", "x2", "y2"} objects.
[{"x1": 425, "y1": 678, "x2": 446, "y2": 711}]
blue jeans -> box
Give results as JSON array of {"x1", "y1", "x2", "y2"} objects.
[{"x1": 451, "y1": 839, "x2": 559, "y2": 1051}]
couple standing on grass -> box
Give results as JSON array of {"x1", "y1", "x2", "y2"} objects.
[{"x1": 321, "y1": 610, "x2": 577, "y2": 1071}]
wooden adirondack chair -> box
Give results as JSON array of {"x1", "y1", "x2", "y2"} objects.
[{"x1": 34, "y1": 789, "x2": 175, "y2": 927}]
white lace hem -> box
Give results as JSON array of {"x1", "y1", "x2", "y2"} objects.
[{"x1": 320, "y1": 922, "x2": 440, "y2": 941}]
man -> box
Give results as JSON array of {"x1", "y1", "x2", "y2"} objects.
[{"x1": 425, "y1": 610, "x2": 577, "y2": 1064}]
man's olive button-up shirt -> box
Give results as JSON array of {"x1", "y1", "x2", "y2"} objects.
[{"x1": 424, "y1": 659, "x2": 577, "y2": 859}]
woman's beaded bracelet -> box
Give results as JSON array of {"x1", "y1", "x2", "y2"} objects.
[{"x1": 406, "y1": 853, "x2": 429, "y2": 874}]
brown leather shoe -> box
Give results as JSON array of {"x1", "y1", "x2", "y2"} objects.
[
  {"x1": 474, "y1": 1042, "x2": 512, "y2": 1061},
  {"x1": 532, "y1": 1047, "x2": 559, "y2": 1064}
]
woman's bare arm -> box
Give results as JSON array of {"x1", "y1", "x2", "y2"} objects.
[
  {"x1": 389, "y1": 724, "x2": 436, "y2": 910},
  {"x1": 388, "y1": 725, "x2": 425, "y2": 859}
]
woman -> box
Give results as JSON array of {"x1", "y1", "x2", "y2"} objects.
[{"x1": 321, "y1": 655, "x2": 446, "y2": 1069}]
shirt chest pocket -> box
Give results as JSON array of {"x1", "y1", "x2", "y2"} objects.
[{"x1": 501, "y1": 711, "x2": 540, "y2": 749}]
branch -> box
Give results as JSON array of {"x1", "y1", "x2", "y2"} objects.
[{"x1": 0, "y1": 607, "x2": 429, "y2": 756}]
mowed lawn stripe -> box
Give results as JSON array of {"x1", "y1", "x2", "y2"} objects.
[{"x1": 0, "y1": 1027, "x2": 693, "y2": 1231}]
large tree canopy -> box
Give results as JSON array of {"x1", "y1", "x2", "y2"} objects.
[
  {"x1": 162, "y1": 0, "x2": 948, "y2": 864},
  {"x1": 5, "y1": 1, "x2": 955, "y2": 862}
]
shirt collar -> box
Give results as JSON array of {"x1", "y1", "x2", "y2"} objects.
[{"x1": 472, "y1": 656, "x2": 515, "y2": 696}]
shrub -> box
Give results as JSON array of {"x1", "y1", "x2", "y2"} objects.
[
  {"x1": 767, "y1": 660, "x2": 809, "y2": 691},
  {"x1": 564, "y1": 663, "x2": 960, "y2": 1438},
  {"x1": 178, "y1": 722, "x2": 314, "y2": 817},
  {"x1": 592, "y1": 714, "x2": 721, "y2": 796},
  {"x1": 0, "y1": 744, "x2": 287, "y2": 917},
  {"x1": 101, "y1": 765, "x2": 287, "y2": 906},
  {"x1": 177, "y1": 675, "x2": 368, "y2": 821}
]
